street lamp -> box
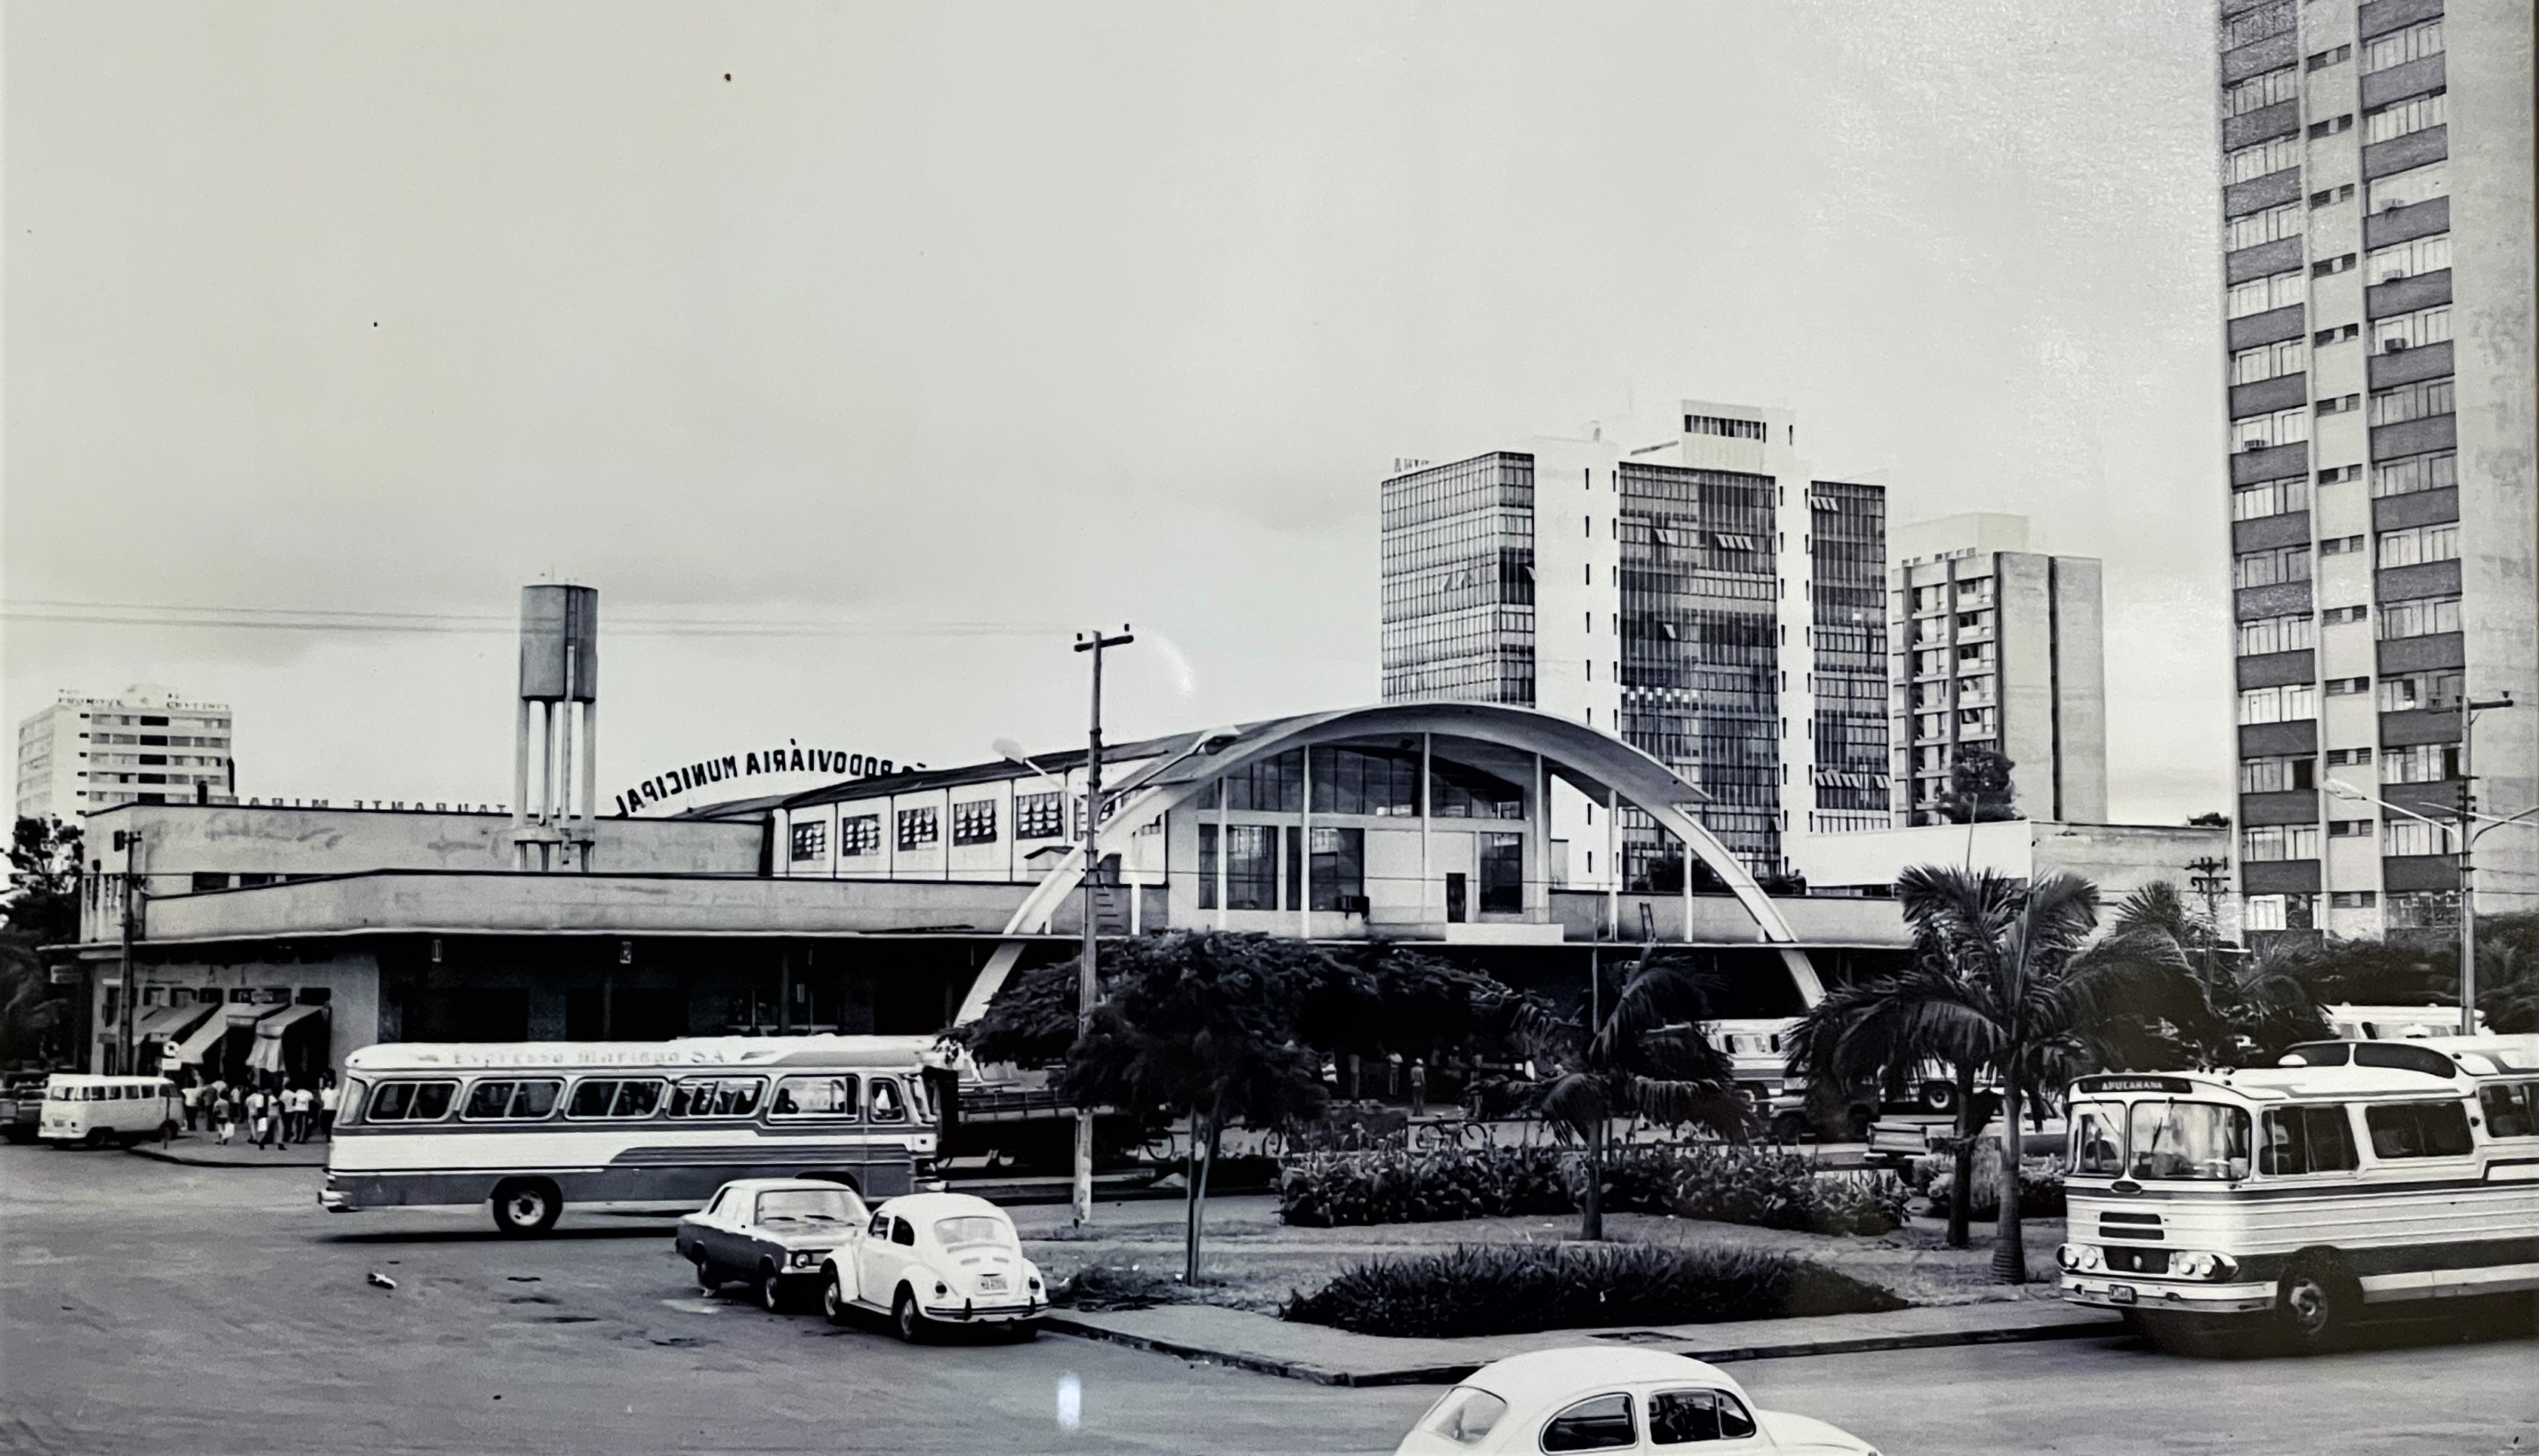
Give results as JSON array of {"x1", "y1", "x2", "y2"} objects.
[
  {"x1": 2328, "y1": 688, "x2": 2531, "y2": 1033},
  {"x1": 2184, "y1": 854, "x2": 2230, "y2": 994}
]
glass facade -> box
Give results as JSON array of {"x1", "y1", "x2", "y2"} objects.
[
  {"x1": 1807, "y1": 482, "x2": 1890, "y2": 818},
  {"x1": 1613, "y1": 460, "x2": 1781, "y2": 872},
  {"x1": 1379, "y1": 454, "x2": 1536, "y2": 703}
]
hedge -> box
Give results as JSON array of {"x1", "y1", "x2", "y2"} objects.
[
  {"x1": 1281, "y1": 1242, "x2": 1906, "y2": 1338},
  {"x1": 1277, "y1": 1144, "x2": 1909, "y2": 1236}
]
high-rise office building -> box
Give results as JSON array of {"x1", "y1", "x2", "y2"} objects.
[
  {"x1": 14, "y1": 686, "x2": 238, "y2": 822},
  {"x1": 1379, "y1": 400, "x2": 1888, "y2": 882},
  {"x1": 2215, "y1": 0, "x2": 2536, "y2": 940},
  {"x1": 1889, "y1": 515, "x2": 2109, "y2": 827}
]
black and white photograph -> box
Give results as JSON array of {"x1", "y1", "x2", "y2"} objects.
[{"x1": 2, "y1": 3, "x2": 2534, "y2": 1452}]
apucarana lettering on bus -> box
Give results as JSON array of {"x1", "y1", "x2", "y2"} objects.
[{"x1": 612, "y1": 740, "x2": 894, "y2": 817}]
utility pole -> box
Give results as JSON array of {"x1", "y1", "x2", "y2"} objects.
[
  {"x1": 1071, "y1": 625, "x2": 1133, "y2": 1227},
  {"x1": 2457, "y1": 694, "x2": 2516, "y2": 1036},
  {"x1": 2185, "y1": 854, "x2": 2230, "y2": 999},
  {"x1": 115, "y1": 830, "x2": 143, "y2": 1076}
]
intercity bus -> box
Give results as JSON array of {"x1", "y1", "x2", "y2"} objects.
[
  {"x1": 2057, "y1": 1033, "x2": 2539, "y2": 1353},
  {"x1": 37, "y1": 1074, "x2": 180, "y2": 1147},
  {"x1": 322, "y1": 1036, "x2": 958, "y2": 1236}
]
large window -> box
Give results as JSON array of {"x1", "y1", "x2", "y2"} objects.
[
  {"x1": 2238, "y1": 612, "x2": 2314, "y2": 656},
  {"x1": 2226, "y1": 270, "x2": 2303, "y2": 319},
  {"x1": 2259, "y1": 1105, "x2": 2359, "y2": 1175},
  {"x1": 2382, "y1": 741, "x2": 2461, "y2": 783},
  {"x1": 2220, "y1": 1, "x2": 2293, "y2": 50},
  {"x1": 2239, "y1": 756, "x2": 2316, "y2": 793},
  {"x1": 2360, "y1": 17, "x2": 2442, "y2": 74},
  {"x1": 2371, "y1": 449, "x2": 2457, "y2": 499},
  {"x1": 2364, "y1": 90, "x2": 2447, "y2": 145},
  {"x1": 839, "y1": 814, "x2": 880, "y2": 856},
  {"x1": 2367, "y1": 233, "x2": 2449, "y2": 285},
  {"x1": 2234, "y1": 406, "x2": 2309, "y2": 450},
  {"x1": 2126, "y1": 1101, "x2": 2252, "y2": 1181},
  {"x1": 1222, "y1": 750, "x2": 1304, "y2": 812},
  {"x1": 2229, "y1": 338, "x2": 2306, "y2": 385},
  {"x1": 2231, "y1": 476, "x2": 2309, "y2": 521},
  {"x1": 2377, "y1": 669, "x2": 2462, "y2": 713},
  {"x1": 1197, "y1": 823, "x2": 1277, "y2": 911},
  {"x1": 1429, "y1": 761, "x2": 1526, "y2": 819},
  {"x1": 2383, "y1": 817, "x2": 2454, "y2": 857},
  {"x1": 2232, "y1": 544, "x2": 2313, "y2": 589},
  {"x1": 2377, "y1": 522, "x2": 2459, "y2": 568},
  {"x1": 1014, "y1": 791, "x2": 1065, "y2": 840},
  {"x1": 951, "y1": 799, "x2": 997, "y2": 845},
  {"x1": 1477, "y1": 833, "x2": 1524, "y2": 913},
  {"x1": 2368, "y1": 161, "x2": 2448, "y2": 213},
  {"x1": 2224, "y1": 64, "x2": 2297, "y2": 114},
  {"x1": 789, "y1": 820, "x2": 827, "y2": 863},
  {"x1": 2374, "y1": 304, "x2": 2451, "y2": 353},
  {"x1": 2243, "y1": 823, "x2": 2320, "y2": 861},
  {"x1": 2368, "y1": 377, "x2": 2454, "y2": 427},
  {"x1": 1306, "y1": 827, "x2": 1366, "y2": 911},
  {"x1": 2238, "y1": 683, "x2": 2317, "y2": 724},
  {"x1": 1310, "y1": 746, "x2": 1420, "y2": 816},
  {"x1": 2225, "y1": 134, "x2": 2302, "y2": 185},
  {"x1": 895, "y1": 806, "x2": 938, "y2": 851},
  {"x1": 2226, "y1": 202, "x2": 2303, "y2": 251},
  {"x1": 2364, "y1": 1100, "x2": 2474, "y2": 1159},
  {"x1": 2376, "y1": 595, "x2": 2461, "y2": 639}
]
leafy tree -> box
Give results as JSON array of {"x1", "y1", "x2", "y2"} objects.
[
  {"x1": 2107, "y1": 882, "x2": 2328, "y2": 1064},
  {"x1": 1514, "y1": 944, "x2": 1750, "y2": 1241},
  {"x1": 1789, "y1": 867, "x2": 2199, "y2": 1282},
  {"x1": 965, "y1": 931, "x2": 1354, "y2": 1282},
  {"x1": 1936, "y1": 746, "x2": 2020, "y2": 824},
  {"x1": 2, "y1": 817, "x2": 84, "y2": 1068}
]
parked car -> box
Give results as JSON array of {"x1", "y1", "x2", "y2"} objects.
[
  {"x1": 675, "y1": 1178, "x2": 870, "y2": 1312},
  {"x1": 816, "y1": 1191, "x2": 1046, "y2": 1341},
  {"x1": 0, "y1": 1073, "x2": 56, "y2": 1143},
  {"x1": 1394, "y1": 1347, "x2": 1880, "y2": 1455}
]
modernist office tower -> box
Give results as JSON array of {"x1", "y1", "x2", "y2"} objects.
[
  {"x1": 1888, "y1": 516, "x2": 2110, "y2": 828},
  {"x1": 1379, "y1": 401, "x2": 1889, "y2": 884},
  {"x1": 2217, "y1": 0, "x2": 2536, "y2": 940},
  {"x1": 13, "y1": 686, "x2": 237, "y2": 821}
]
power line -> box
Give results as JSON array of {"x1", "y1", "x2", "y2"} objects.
[{"x1": 0, "y1": 599, "x2": 1067, "y2": 639}]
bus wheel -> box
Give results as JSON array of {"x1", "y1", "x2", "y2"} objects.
[
  {"x1": 1919, "y1": 1082, "x2": 1957, "y2": 1114},
  {"x1": 84, "y1": 1128, "x2": 112, "y2": 1150},
  {"x1": 490, "y1": 1178, "x2": 562, "y2": 1237},
  {"x1": 2275, "y1": 1258, "x2": 2359, "y2": 1353}
]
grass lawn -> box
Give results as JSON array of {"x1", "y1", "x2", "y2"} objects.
[{"x1": 1011, "y1": 1194, "x2": 2068, "y2": 1313}]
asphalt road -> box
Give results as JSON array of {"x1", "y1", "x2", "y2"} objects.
[{"x1": 4, "y1": 1145, "x2": 2534, "y2": 1456}]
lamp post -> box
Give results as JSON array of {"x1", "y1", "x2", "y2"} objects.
[
  {"x1": 2185, "y1": 854, "x2": 2230, "y2": 996},
  {"x1": 1069, "y1": 626, "x2": 1133, "y2": 1227},
  {"x1": 2330, "y1": 685, "x2": 2524, "y2": 1034}
]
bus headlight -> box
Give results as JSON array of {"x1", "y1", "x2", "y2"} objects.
[
  {"x1": 2171, "y1": 1251, "x2": 2236, "y2": 1281},
  {"x1": 2071, "y1": 1245, "x2": 2103, "y2": 1272}
]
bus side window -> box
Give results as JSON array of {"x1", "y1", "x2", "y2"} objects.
[
  {"x1": 612, "y1": 1079, "x2": 664, "y2": 1117},
  {"x1": 509, "y1": 1080, "x2": 561, "y2": 1119},
  {"x1": 867, "y1": 1077, "x2": 907, "y2": 1123},
  {"x1": 368, "y1": 1083, "x2": 416, "y2": 1121},
  {"x1": 2480, "y1": 1082, "x2": 2539, "y2": 1140},
  {"x1": 464, "y1": 1082, "x2": 519, "y2": 1120},
  {"x1": 2367, "y1": 1100, "x2": 2475, "y2": 1159},
  {"x1": 771, "y1": 1076, "x2": 858, "y2": 1119},
  {"x1": 567, "y1": 1079, "x2": 621, "y2": 1119},
  {"x1": 2071, "y1": 1104, "x2": 2122, "y2": 1175},
  {"x1": 2261, "y1": 1105, "x2": 2356, "y2": 1174},
  {"x1": 408, "y1": 1082, "x2": 457, "y2": 1120}
]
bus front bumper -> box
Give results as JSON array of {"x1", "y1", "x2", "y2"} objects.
[
  {"x1": 320, "y1": 1185, "x2": 359, "y2": 1213},
  {"x1": 2061, "y1": 1275, "x2": 2274, "y2": 1316}
]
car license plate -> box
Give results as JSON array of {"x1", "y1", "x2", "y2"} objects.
[
  {"x1": 2107, "y1": 1285, "x2": 2137, "y2": 1304},
  {"x1": 978, "y1": 1275, "x2": 1006, "y2": 1290}
]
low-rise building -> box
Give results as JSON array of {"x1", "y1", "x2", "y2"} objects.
[{"x1": 1786, "y1": 818, "x2": 2230, "y2": 908}]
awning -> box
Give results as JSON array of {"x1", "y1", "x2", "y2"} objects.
[
  {"x1": 247, "y1": 1003, "x2": 328, "y2": 1074},
  {"x1": 134, "y1": 1002, "x2": 217, "y2": 1041},
  {"x1": 168, "y1": 1004, "x2": 255, "y2": 1065}
]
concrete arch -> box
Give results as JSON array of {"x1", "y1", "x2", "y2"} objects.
[{"x1": 953, "y1": 702, "x2": 1820, "y2": 1023}]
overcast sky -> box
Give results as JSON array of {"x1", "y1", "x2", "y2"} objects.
[{"x1": 4, "y1": 1, "x2": 2232, "y2": 823}]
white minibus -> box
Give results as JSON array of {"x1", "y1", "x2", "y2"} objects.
[
  {"x1": 2057, "y1": 1033, "x2": 2539, "y2": 1353},
  {"x1": 38, "y1": 1074, "x2": 180, "y2": 1147},
  {"x1": 322, "y1": 1036, "x2": 956, "y2": 1236}
]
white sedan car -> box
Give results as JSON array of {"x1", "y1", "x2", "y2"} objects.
[
  {"x1": 817, "y1": 1191, "x2": 1048, "y2": 1341},
  {"x1": 1395, "y1": 1348, "x2": 1879, "y2": 1455}
]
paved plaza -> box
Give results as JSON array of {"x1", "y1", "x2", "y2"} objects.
[{"x1": 3, "y1": 1145, "x2": 2534, "y2": 1455}]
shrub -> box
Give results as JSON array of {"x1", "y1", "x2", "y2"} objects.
[
  {"x1": 1277, "y1": 1144, "x2": 1910, "y2": 1236},
  {"x1": 1280, "y1": 1242, "x2": 1906, "y2": 1338},
  {"x1": 1924, "y1": 1156, "x2": 2067, "y2": 1221}
]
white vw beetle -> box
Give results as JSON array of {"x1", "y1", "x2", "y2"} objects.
[
  {"x1": 1395, "y1": 1348, "x2": 1880, "y2": 1455},
  {"x1": 817, "y1": 1191, "x2": 1047, "y2": 1341}
]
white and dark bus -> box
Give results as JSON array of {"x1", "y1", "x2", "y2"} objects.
[
  {"x1": 2057, "y1": 1033, "x2": 2539, "y2": 1352},
  {"x1": 322, "y1": 1036, "x2": 958, "y2": 1235}
]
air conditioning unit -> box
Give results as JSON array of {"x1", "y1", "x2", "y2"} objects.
[
  {"x1": 2386, "y1": 339, "x2": 2410, "y2": 352},
  {"x1": 1337, "y1": 894, "x2": 1370, "y2": 916}
]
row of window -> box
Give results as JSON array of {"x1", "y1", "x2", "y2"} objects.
[
  {"x1": 790, "y1": 790, "x2": 1071, "y2": 862},
  {"x1": 357, "y1": 1073, "x2": 913, "y2": 1125}
]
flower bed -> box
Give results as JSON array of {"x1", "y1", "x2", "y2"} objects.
[
  {"x1": 1277, "y1": 1144, "x2": 1910, "y2": 1236},
  {"x1": 1280, "y1": 1242, "x2": 1906, "y2": 1337}
]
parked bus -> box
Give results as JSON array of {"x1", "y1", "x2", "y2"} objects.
[
  {"x1": 322, "y1": 1036, "x2": 959, "y2": 1236},
  {"x1": 37, "y1": 1074, "x2": 180, "y2": 1147},
  {"x1": 2057, "y1": 1033, "x2": 2539, "y2": 1353}
]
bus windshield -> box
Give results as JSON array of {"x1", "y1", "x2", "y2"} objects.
[{"x1": 2127, "y1": 1100, "x2": 2251, "y2": 1181}]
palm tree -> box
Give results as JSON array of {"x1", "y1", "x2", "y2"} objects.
[
  {"x1": 1525, "y1": 944, "x2": 1751, "y2": 1241},
  {"x1": 2109, "y1": 882, "x2": 2329, "y2": 1065},
  {"x1": 1794, "y1": 867, "x2": 2199, "y2": 1282}
]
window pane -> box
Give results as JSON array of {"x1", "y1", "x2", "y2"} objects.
[
  {"x1": 510, "y1": 1080, "x2": 561, "y2": 1119},
  {"x1": 409, "y1": 1082, "x2": 456, "y2": 1120},
  {"x1": 2072, "y1": 1103, "x2": 2125, "y2": 1175},
  {"x1": 463, "y1": 1081, "x2": 516, "y2": 1119},
  {"x1": 867, "y1": 1076, "x2": 907, "y2": 1122},
  {"x1": 368, "y1": 1082, "x2": 415, "y2": 1121},
  {"x1": 772, "y1": 1075, "x2": 858, "y2": 1118},
  {"x1": 2126, "y1": 1101, "x2": 2251, "y2": 1180},
  {"x1": 1416, "y1": 1387, "x2": 1508, "y2": 1448},
  {"x1": 1541, "y1": 1394, "x2": 1636, "y2": 1453},
  {"x1": 567, "y1": 1080, "x2": 618, "y2": 1118},
  {"x1": 612, "y1": 1079, "x2": 664, "y2": 1117}
]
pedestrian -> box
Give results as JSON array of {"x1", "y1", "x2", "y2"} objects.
[
  {"x1": 316, "y1": 1076, "x2": 339, "y2": 1140},
  {"x1": 1409, "y1": 1058, "x2": 1428, "y2": 1118},
  {"x1": 249, "y1": 1086, "x2": 276, "y2": 1149},
  {"x1": 180, "y1": 1079, "x2": 203, "y2": 1133},
  {"x1": 288, "y1": 1083, "x2": 314, "y2": 1143},
  {"x1": 214, "y1": 1094, "x2": 236, "y2": 1146}
]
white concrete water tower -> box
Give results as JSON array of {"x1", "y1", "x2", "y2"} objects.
[{"x1": 513, "y1": 584, "x2": 599, "y2": 870}]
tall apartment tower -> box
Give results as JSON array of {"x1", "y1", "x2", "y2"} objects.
[
  {"x1": 1379, "y1": 400, "x2": 1889, "y2": 884},
  {"x1": 13, "y1": 686, "x2": 238, "y2": 822},
  {"x1": 1889, "y1": 515, "x2": 2110, "y2": 827},
  {"x1": 2217, "y1": 0, "x2": 2536, "y2": 940}
]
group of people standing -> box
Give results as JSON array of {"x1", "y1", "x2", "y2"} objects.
[{"x1": 179, "y1": 1076, "x2": 337, "y2": 1149}]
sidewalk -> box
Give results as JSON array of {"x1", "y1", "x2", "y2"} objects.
[
  {"x1": 128, "y1": 1134, "x2": 328, "y2": 1169},
  {"x1": 1044, "y1": 1298, "x2": 2123, "y2": 1387}
]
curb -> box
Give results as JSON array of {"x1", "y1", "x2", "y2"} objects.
[
  {"x1": 126, "y1": 1144, "x2": 328, "y2": 1170},
  {"x1": 1041, "y1": 1309, "x2": 2125, "y2": 1387}
]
